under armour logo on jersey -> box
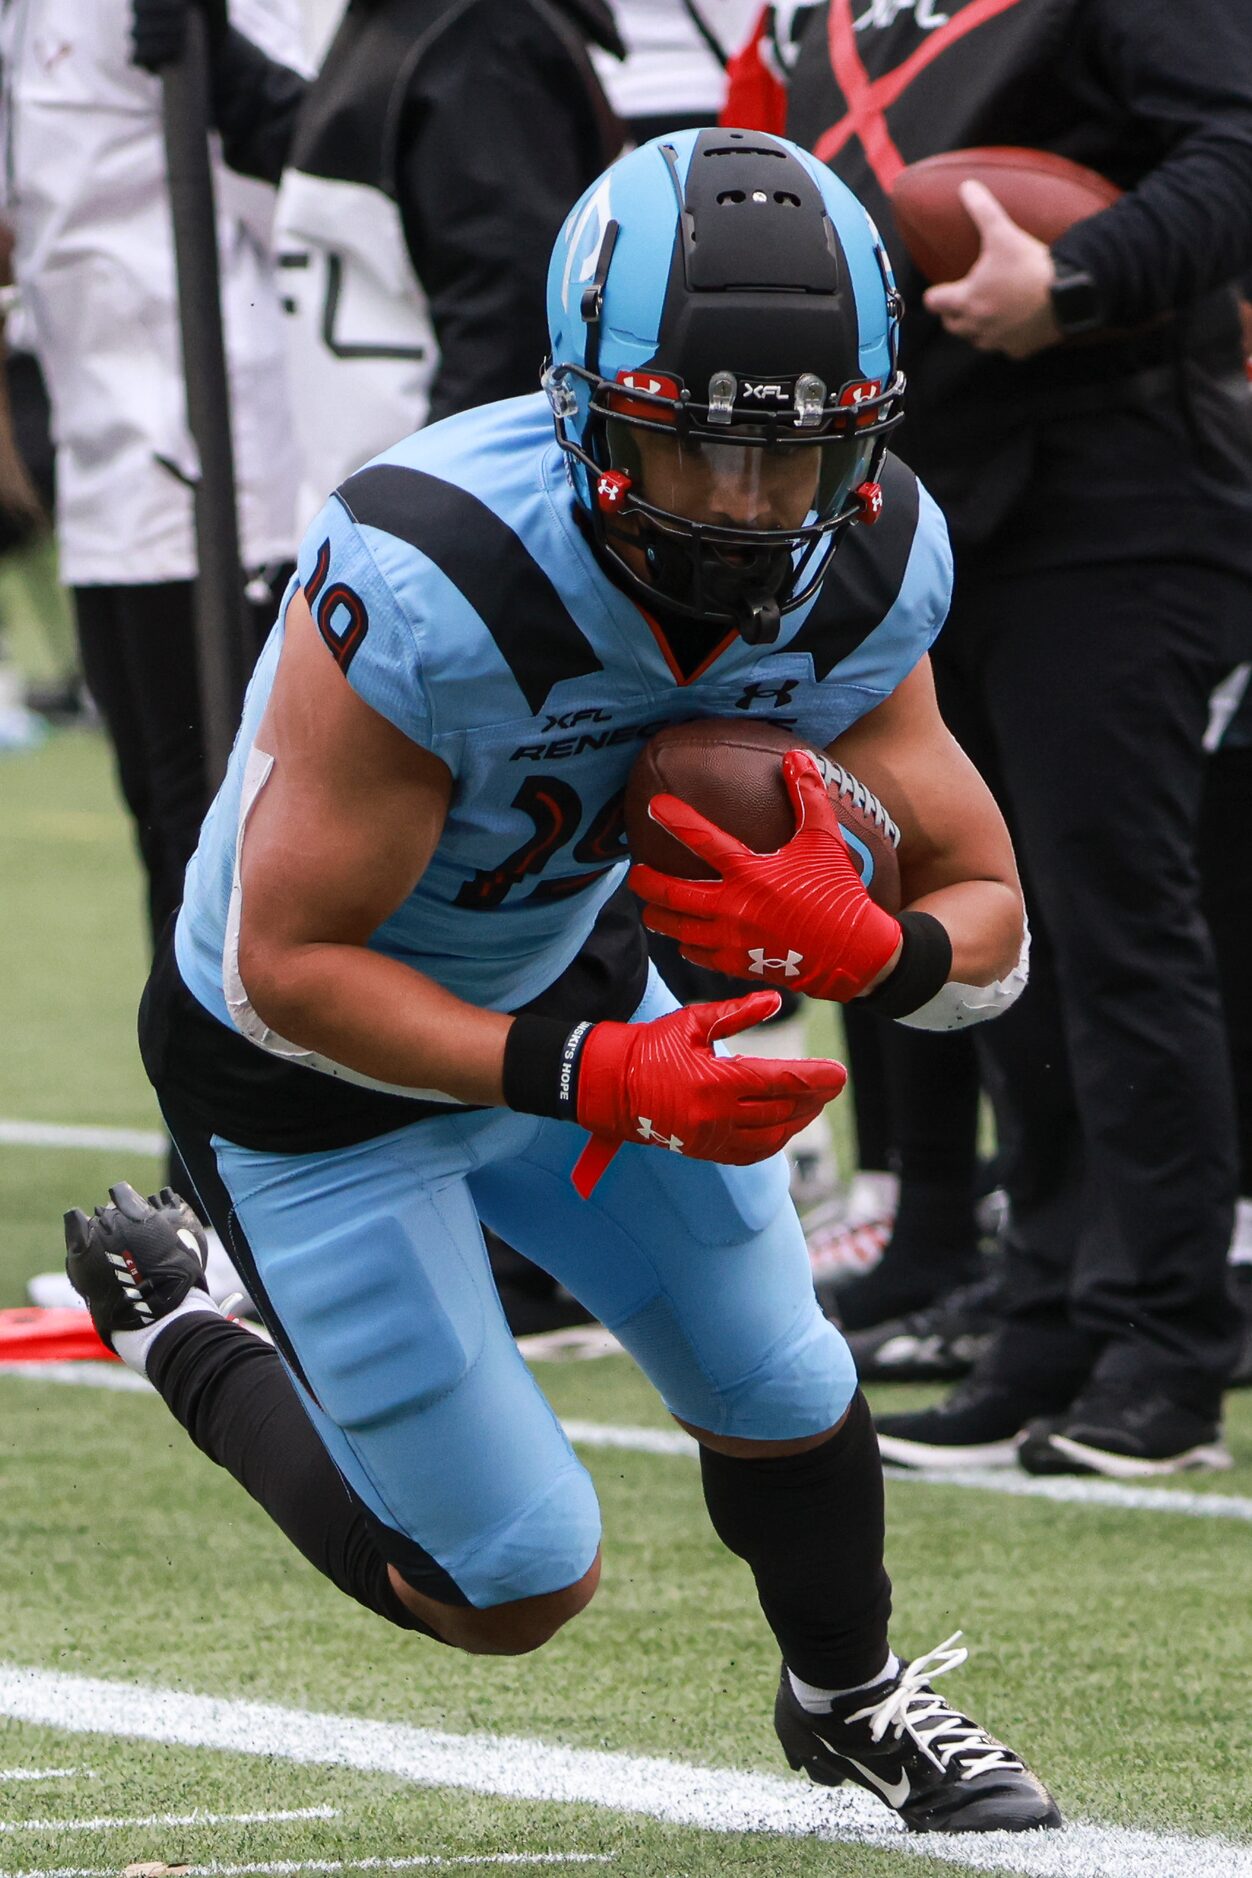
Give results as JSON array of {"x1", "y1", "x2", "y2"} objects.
[
  {"x1": 637, "y1": 1118, "x2": 684, "y2": 1152},
  {"x1": 734, "y1": 679, "x2": 798, "y2": 711},
  {"x1": 748, "y1": 948, "x2": 804, "y2": 978}
]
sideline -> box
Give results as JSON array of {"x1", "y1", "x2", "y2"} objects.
[
  {"x1": 1, "y1": 1663, "x2": 1248, "y2": 1878},
  {"x1": 0, "y1": 1809, "x2": 336, "y2": 1835},
  {"x1": 0, "y1": 1121, "x2": 164, "y2": 1157},
  {"x1": 0, "y1": 1860, "x2": 613, "y2": 1878},
  {"x1": 3, "y1": 1363, "x2": 1250, "y2": 1524}
]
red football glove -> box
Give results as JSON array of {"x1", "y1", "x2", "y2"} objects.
[
  {"x1": 629, "y1": 750, "x2": 903, "y2": 1003},
  {"x1": 571, "y1": 990, "x2": 846, "y2": 1196}
]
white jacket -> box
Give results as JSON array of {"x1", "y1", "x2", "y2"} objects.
[{"x1": 0, "y1": 0, "x2": 302, "y2": 585}]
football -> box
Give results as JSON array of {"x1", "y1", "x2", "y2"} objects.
[
  {"x1": 625, "y1": 718, "x2": 902, "y2": 912},
  {"x1": 889, "y1": 145, "x2": 1122, "y2": 285}
]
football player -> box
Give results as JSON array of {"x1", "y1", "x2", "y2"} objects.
[{"x1": 66, "y1": 129, "x2": 1054, "y2": 1833}]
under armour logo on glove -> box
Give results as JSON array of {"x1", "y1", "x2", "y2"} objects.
[
  {"x1": 628, "y1": 750, "x2": 904, "y2": 1004},
  {"x1": 566, "y1": 990, "x2": 847, "y2": 1197},
  {"x1": 636, "y1": 1117, "x2": 684, "y2": 1152},
  {"x1": 748, "y1": 948, "x2": 803, "y2": 978}
]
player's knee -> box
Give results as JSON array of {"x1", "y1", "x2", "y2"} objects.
[
  {"x1": 677, "y1": 1411, "x2": 850, "y2": 1458},
  {"x1": 693, "y1": 1309, "x2": 857, "y2": 1445},
  {"x1": 430, "y1": 1554, "x2": 601, "y2": 1656}
]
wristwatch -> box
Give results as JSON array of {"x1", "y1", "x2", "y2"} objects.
[{"x1": 1049, "y1": 265, "x2": 1104, "y2": 338}]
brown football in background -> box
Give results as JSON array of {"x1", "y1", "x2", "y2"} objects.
[
  {"x1": 889, "y1": 146, "x2": 1121, "y2": 285},
  {"x1": 625, "y1": 718, "x2": 902, "y2": 913}
]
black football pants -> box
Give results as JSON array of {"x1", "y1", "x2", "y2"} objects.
[{"x1": 930, "y1": 558, "x2": 1243, "y2": 1414}]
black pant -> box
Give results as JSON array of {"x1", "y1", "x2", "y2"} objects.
[
  {"x1": 75, "y1": 583, "x2": 210, "y2": 947},
  {"x1": 1200, "y1": 735, "x2": 1252, "y2": 1196},
  {"x1": 932, "y1": 557, "x2": 1243, "y2": 1412},
  {"x1": 74, "y1": 578, "x2": 281, "y2": 947}
]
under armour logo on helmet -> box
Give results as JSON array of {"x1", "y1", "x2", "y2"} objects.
[
  {"x1": 596, "y1": 470, "x2": 632, "y2": 512},
  {"x1": 748, "y1": 948, "x2": 804, "y2": 978},
  {"x1": 637, "y1": 1117, "x2": 684, "y2": 1152}
]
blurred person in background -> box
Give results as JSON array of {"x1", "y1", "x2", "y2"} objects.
[
  {"x1": 133, "y1": 0, "x2": 626, "y2": 528},
  {"x1": 0, "y1": 221, "x2": 50, "y2": 751},
  {"x1": 1201, "y1": 667, "x2": 1252, "y2": 1386},
  {"x1": 0, "y1": 214, "x2": 83, "y2": 739},
  {"x1": 0, "y1": 0, "x2": 300, "y2": 949},
  {"x1": 592, "y1": 0, "x2": 758, "y2": 144},
  {"x1": 786, "y1": 0, "x2": 1252, "y2": 1477}
]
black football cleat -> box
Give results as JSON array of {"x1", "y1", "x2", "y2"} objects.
[
  {"x1": 845, "y1": 1274, "x2": 1004, "y2": 1383},
  {"x1": 64, "y1": 1182, "x2": 210, "y2": 1352},
  {"x1": 774, "y1": 1634, "x2": 1062, "y2": 1833},
  {"x1": 873, "y1": 1374, "x2": 1073, "y2": 1469},
  {"x1": 1018, "y1": 1389, "x2": 1232, "y2": 1478}
]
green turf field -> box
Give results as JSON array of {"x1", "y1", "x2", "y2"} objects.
[{"x1": 1, "y1": 728, "x2": 1250, "y2": 1878}]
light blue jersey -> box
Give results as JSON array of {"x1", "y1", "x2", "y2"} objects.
[{"x1": 177, "y1": 393, "x2": 951, "y2": 1043}]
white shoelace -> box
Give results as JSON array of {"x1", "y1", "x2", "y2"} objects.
[
  {"x1": 821, "y1": 758, "x2": 901, "y2": 844},
  {"x1": 846, "y1": 1633, "x2": 1025, "y2": 1782}
]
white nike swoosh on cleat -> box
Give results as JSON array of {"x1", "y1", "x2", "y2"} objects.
[{"x1": 837, "y1": 1753, "x2": 910, "y2": 1808}]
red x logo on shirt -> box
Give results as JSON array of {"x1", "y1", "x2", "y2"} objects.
[{"x1": 815, "y1": 0, "x2": 1028, "y2": 192}]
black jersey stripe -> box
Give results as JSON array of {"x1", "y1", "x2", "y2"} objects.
[
  {"x1": 786, "y1": 455, "x2": 921, "y2": 682},
  {"x1": 336, "y1": 463, "x2": 604, "y2": 714}
]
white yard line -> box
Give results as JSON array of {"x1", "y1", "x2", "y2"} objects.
[
  {"x1": 0, "y1": 1364, "x2": 149, "y2": 1393},
  {"x1": 0, "y1": 1774, "x2": 93, "y2": 1785},
  {"x1": 0, "y1": 1810, "x2": 336, "y2": 1835},
  {"x1": 0, "y1": 1664, "x2": 1248, "y2": 1878},
  {"x1": 0, "y1": 1121, "x2": 164, "y2": 1157},
  {"x1": 559, "y1": 1418, "x2": 1252, "y2": 1522},
  {"x1": 888, "y1": 1463, "x2": 1252, "y2": 1519},
  {"x1": 0, "y1": 1859, "x2": 613, "y2": 1878},
  {"x1": 3, "y1": 1364, "x2": 1251, "y2": 1524}
]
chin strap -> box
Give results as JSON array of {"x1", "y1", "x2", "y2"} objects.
[
  {"x1": 737, "y1": 593, "x2": 782, "y2": 645},
  {"x1": 611, "y1": 512, "x2": 791, "y2": 645}
]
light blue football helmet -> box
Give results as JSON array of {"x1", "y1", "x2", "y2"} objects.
[{"x1": 544, "y1": 127, "x2": 904, "y2": 644}]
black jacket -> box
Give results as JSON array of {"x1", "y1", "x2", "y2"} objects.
[
  {"x1": 787, "y1": 0, "x2": 1252, "y2": 576},
  {"x1": 212, "y1": 0, "x2": 623, "y2": 424}
]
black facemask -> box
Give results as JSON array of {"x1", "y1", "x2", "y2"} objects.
[{"x1": 640, "y1": 521, "x2": 792, "y2": 645}]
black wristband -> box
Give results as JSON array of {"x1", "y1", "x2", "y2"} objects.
[
  {"x1": 862, "y1": 910, "x2": 952, "y2": 1019},
  {"x1": 502, "y1": 1014, "x2": 595, "y2": 1121}
]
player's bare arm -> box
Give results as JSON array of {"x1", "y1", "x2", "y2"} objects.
[
  {"x1": 826, "y1": 651, "x2": 1023, "y2": 988},
  {"x1": 237, "y1": 590, "x2": 514, "y2": 1106},
  {"x1": 240, "y1": 593, "x2": 845, "y2": 1158}
]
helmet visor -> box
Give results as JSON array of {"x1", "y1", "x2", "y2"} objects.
[{"x1": 604, "y1": 416, "x2": 877, "y2": 537}]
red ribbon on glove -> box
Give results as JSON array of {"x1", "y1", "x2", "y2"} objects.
[{"x1": 629, "y1": 749, "x2": 903, "y2": 1003}]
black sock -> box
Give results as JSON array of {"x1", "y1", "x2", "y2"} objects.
[
  {"x1": 698, "y1": 1391, "x2": 892, "y2": 1689},
  {"x1": 148, "y1": 1315, "x2": 438, "y2": 1635}
]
